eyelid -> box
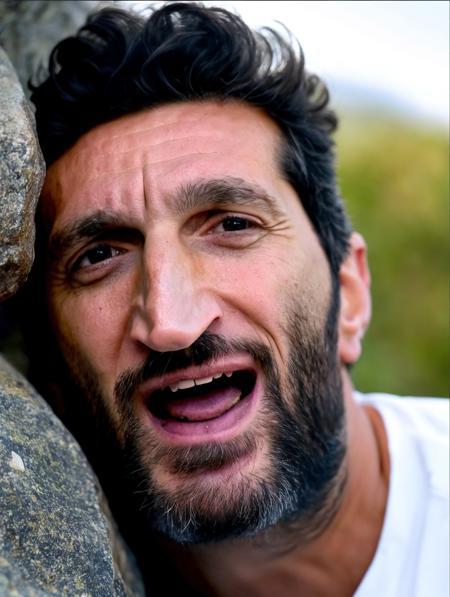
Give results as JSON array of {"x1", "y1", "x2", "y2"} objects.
[
  {"x1": 201, "y1": 211, "x2": 262, "y2": 234},
  {"x1": 66, "y1": 229, "x2": 142, "y2": 268},
  {"x1": 74, "y1": 244, "x2": 124, "y2": 270},
  {"x1": 67, "y1": 242, "x2": 127, "y2": 280}
]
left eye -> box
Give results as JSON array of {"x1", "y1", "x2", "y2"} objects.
[
  {"x1": 217, "y1": 216, "x2": 254, "y2": 232},
  {"x1": 76, "y1": 245, "x2": 124, "y2": 269}
]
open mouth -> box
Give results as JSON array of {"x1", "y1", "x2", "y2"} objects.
[{"x1": 146, "y1": 370, "x2": 256, "y2": 424}]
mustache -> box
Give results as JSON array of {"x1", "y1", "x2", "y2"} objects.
[{"x1": 114, "y1": 331, "x2": 272, "y2": 409}]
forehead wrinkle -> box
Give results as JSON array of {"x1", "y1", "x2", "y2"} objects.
[
  {"x1": 170, "y1": 177, "x2": 285, "y2": 218},
  {"x1": 98, "y1": 134, "x2": 225, "y2": 158},
  {"x1": 88, "y1": 134, "x2": 220, "y2": 161},
  {"x1": 88, "y1": 110, "x2": 226, "y2": 152},
  {"x1": 73, "y1": 151, "x2": 224, "y2": 188}
]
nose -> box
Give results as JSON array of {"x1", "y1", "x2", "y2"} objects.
[{"x1": 130, "y1": 240, "x2": 222, "y2": 353}]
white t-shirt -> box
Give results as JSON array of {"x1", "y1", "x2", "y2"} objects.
[{"x1": 354, "y1": 392, "x2": 449, "y2": 597}]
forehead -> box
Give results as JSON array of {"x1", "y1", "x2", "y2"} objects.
[{"x1": 41, "y1": 100, "x2": 286, "y2": 224}]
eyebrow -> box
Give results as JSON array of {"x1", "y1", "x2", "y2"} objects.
[{"x1": 172, "y1": 177, "x2": 284, "y2": 219}]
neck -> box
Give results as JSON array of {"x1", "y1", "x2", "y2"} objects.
[{"x1": 157, "y1": 373, "x2": 390, "y2": 596}]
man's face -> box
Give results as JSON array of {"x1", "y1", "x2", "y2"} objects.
[{"x1": 42, "y1": 100, "x2": 346, "y2": 542}]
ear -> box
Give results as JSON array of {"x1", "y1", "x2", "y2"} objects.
[{"x1": 338, "y1": 232, "x2": 371, "y2": 365}]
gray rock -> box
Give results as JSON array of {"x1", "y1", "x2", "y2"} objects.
[
  {"x1": 0, "y1": 47, "x2": 45, "y2": 302},
  {"x1": 0, "y1": 355, "x2": 145, "y2": 596}
]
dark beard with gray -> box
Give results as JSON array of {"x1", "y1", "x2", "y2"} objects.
[{"x1": 56, "y1": 283, "x2": 347, "y2": 546}]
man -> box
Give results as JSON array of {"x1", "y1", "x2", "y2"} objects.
[{"x1": 24, "y1": 3, "x2": 448, "y2": 595}]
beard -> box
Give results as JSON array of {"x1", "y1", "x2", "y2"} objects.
[{"x1": 53, "y1": 281, "x2": 346, "y2": 546}]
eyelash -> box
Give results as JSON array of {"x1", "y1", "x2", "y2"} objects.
[
  {"x1": 209, "y1": 214, "x2": 259, "y2": 234},
  {"x1": 72, "y1": 244, "x2": 126, "y2": 271}
]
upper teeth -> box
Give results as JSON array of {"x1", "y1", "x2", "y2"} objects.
[{"x1": 168, "y1": 371, "x2": 232, "y2": 392}]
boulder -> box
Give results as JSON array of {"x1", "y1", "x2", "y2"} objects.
[
  {"x1": 0, "y1": 47, "x2": 45, "y2": 301},
  {"x1": 0, "y1": 355, "x2": 145, "y2": 596}
]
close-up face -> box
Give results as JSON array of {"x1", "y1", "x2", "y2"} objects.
[{"x1": 41, "y1": 100, "x2": 350, "y2": 542}]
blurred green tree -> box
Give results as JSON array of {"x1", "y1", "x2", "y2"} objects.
[{"x1": 336, "y1": 113, "x2": 448, "y2": 397}]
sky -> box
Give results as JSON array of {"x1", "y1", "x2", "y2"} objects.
[{"x1": 125, "y1": 0, "x2": 449, "y2": 126}]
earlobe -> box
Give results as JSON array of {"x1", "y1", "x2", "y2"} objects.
[{"x1": 338, "y1": 232, "x2": 372, "y2": 365}]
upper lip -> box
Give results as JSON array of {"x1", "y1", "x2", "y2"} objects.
[{"x1": 134, "y1": 354, "x2": 258, "y2": 401}]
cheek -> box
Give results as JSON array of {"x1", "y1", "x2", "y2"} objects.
[
  {"x1": 48, "y1": 279, "x2": 133, "y2": 382},
  {"x1": 208, "y1": 250, "x2": 298, "y2": 340},
  {"x1": 218, "y1": 250, "x2": 282, "y2": 295},
  {"x1": 209, "y1": 244, "x2": 331, "y2": 344}
]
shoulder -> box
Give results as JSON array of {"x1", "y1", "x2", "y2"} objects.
[
  {"x1": 355, "y1": 391, "x2": 449, "y2": 494},
  {"x1": 355, "y1": 391, "x2": 449, "y2": 436}
]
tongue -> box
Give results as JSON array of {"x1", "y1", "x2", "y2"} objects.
[{"x1": 164, "y1": 385, "x2": 242, "y2": 422}]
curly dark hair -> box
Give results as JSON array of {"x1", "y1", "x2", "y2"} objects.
[{"x1": 30, "y1": 1, "x2": 351, "y2": 276}]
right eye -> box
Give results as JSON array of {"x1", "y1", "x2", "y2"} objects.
[{"x1": 75, "y1": 244, "x2": 124, "y2": 269}]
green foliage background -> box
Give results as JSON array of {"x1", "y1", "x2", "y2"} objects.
[{"x1": 335, "y1": 112, "x2": 448, "y2": 397}]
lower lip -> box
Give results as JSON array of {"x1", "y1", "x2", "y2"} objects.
[{"x1": 144, "y1": 377, "x2": 261, "y2": 445}]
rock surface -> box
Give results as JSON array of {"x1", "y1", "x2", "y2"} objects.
[
  {"x1": 0, "y1": 47, "x2": 45, "y2": 301},
  {"x1": 0, "y1": 354, "x2": 145, "y2": 596}
]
